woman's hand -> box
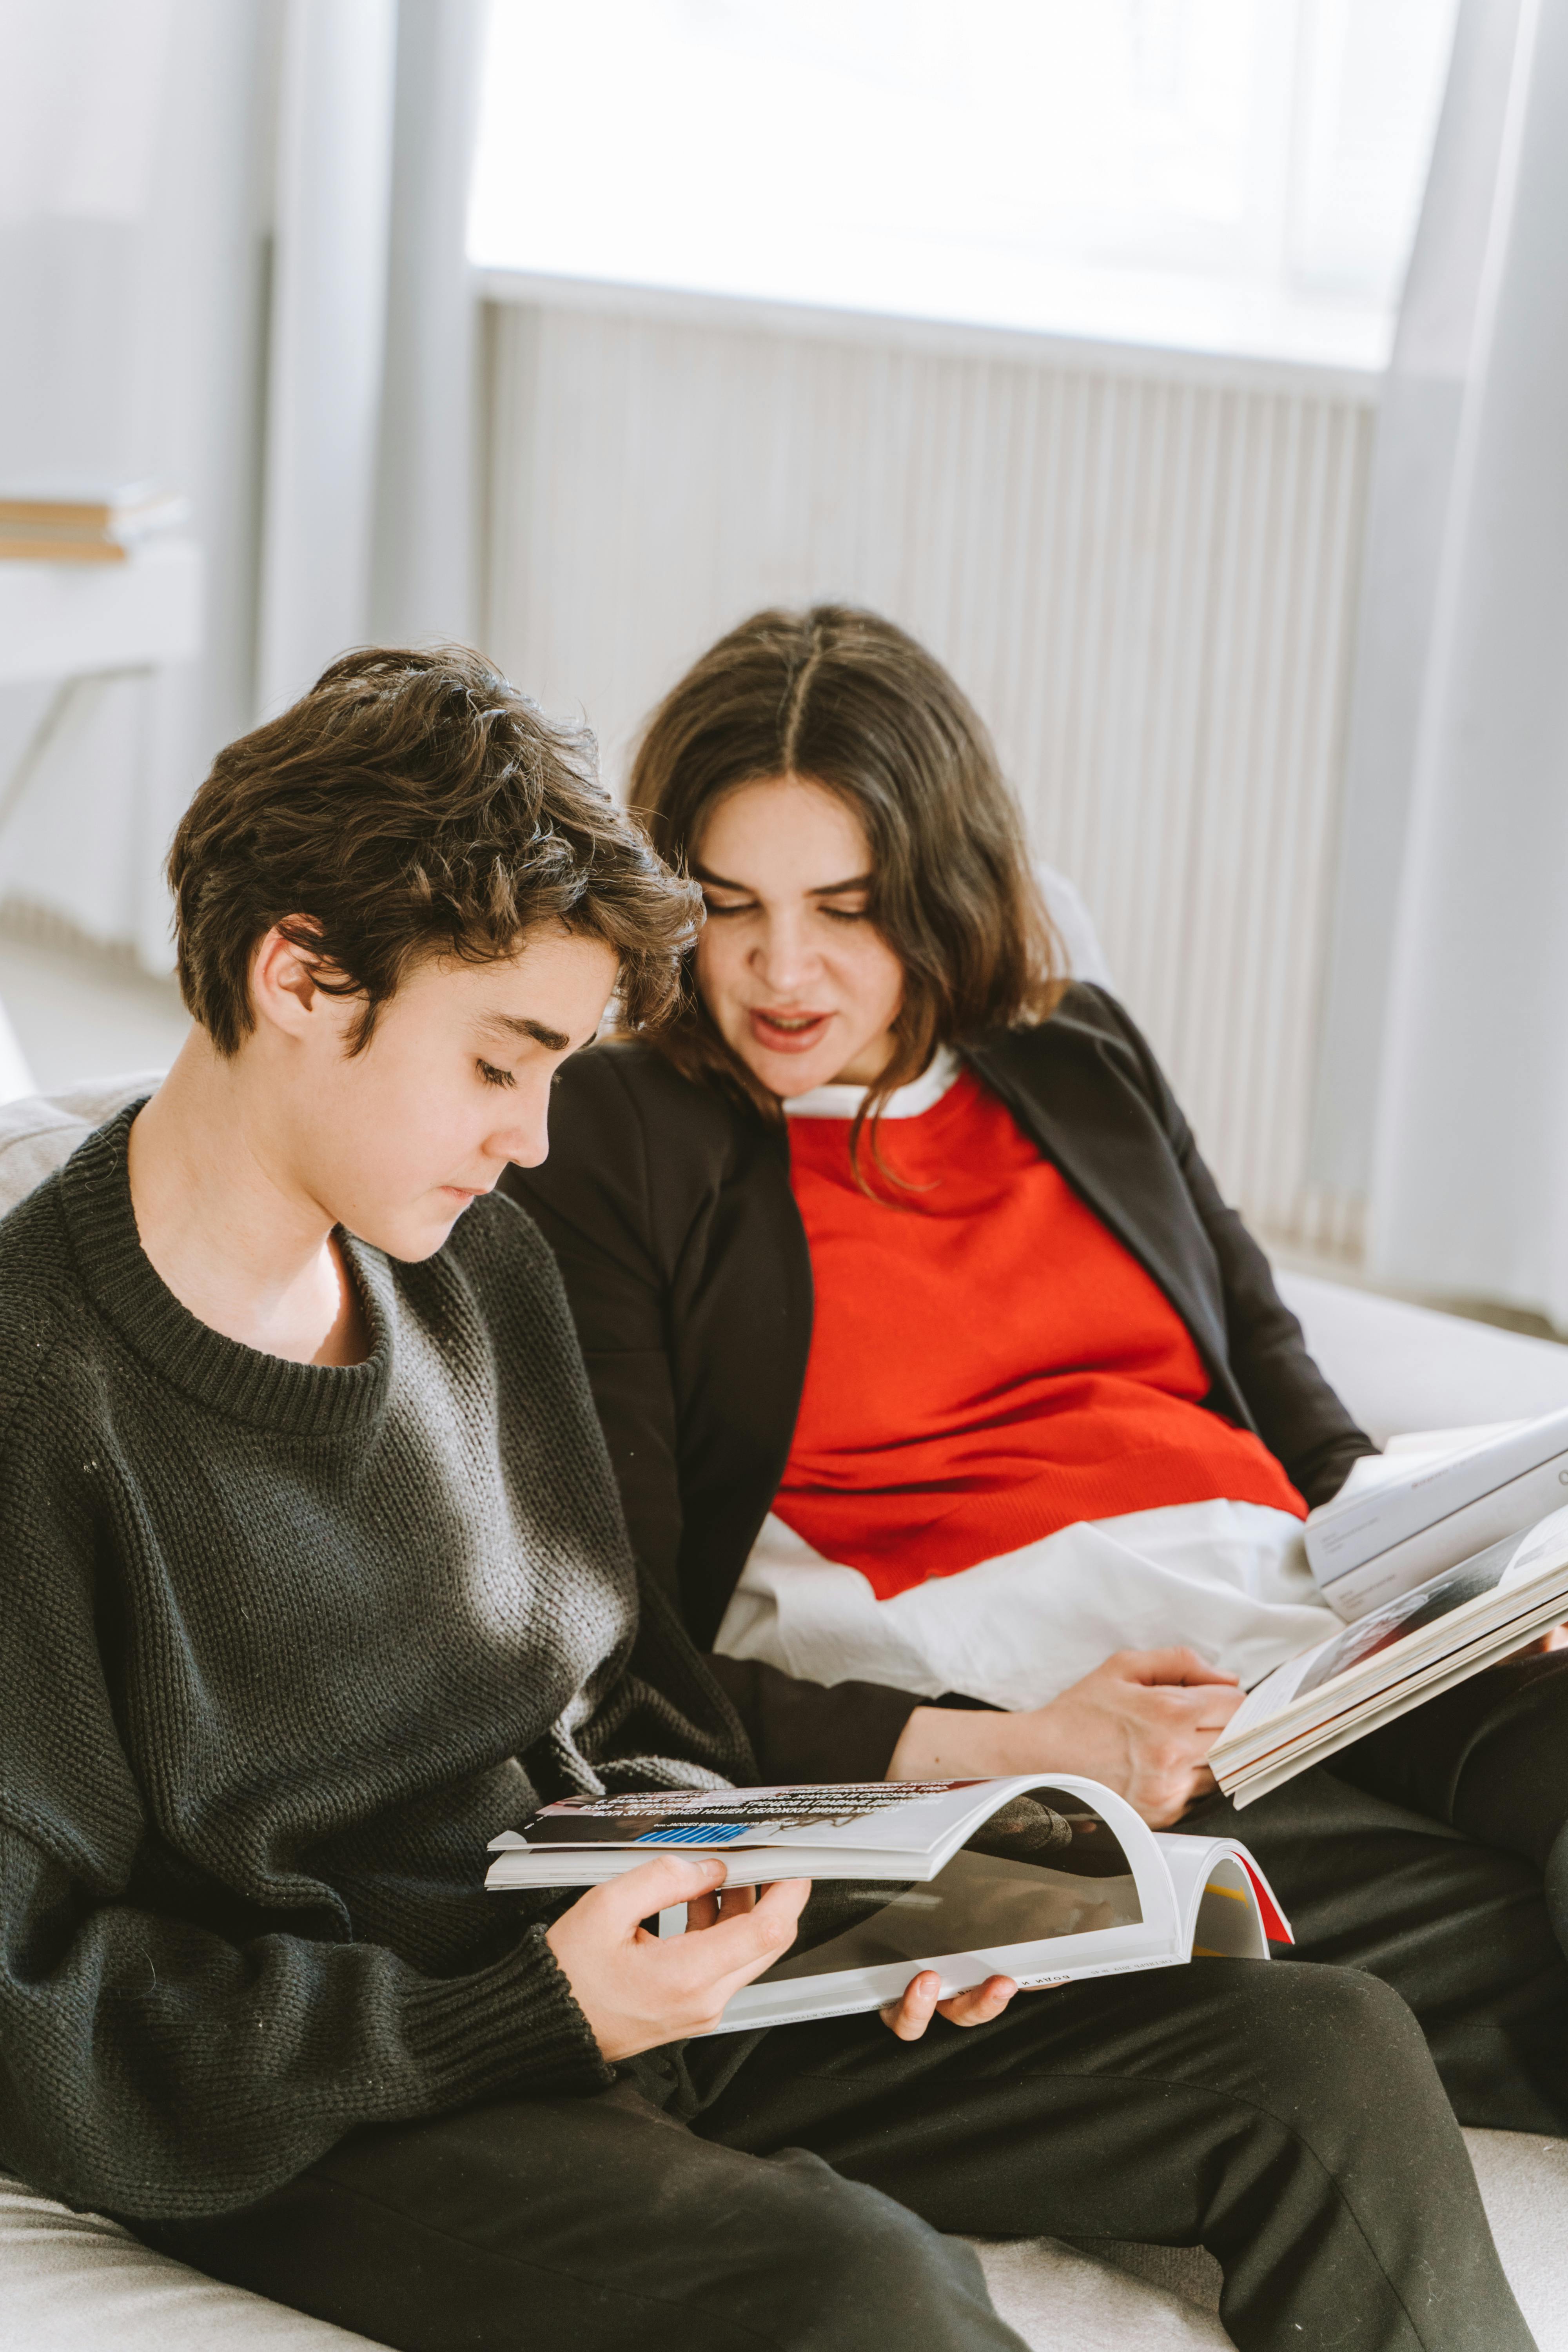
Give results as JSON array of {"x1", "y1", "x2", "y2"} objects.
[
  {"x1": 880, "y1": 1969, "x2": 1019, "y2": 2040},
  {"x1": 887, "y1": 1647, "x2": 1246, "y2": 1828},
  {"x1": 545, "y1": 1856, "x2": 810, "y2": 2061}
]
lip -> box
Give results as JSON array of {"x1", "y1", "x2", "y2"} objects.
[
  {"x1": 747, "y1": 1007, "x2": 833, "y2": 1055},
  {"x1": 441, "y1": 1184, "x2": 490, "y2": 1205}
]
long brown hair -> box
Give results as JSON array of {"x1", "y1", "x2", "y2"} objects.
[{"x1": 627, "y1": 605, "x2": 1063, "y2": 1141}]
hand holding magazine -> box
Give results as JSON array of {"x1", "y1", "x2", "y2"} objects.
[
  {"x1": 488, "y1": 1776, "x2": 1289, "y2": 2032},
  {"x1": 1211, "y1": 1501, "x2": 1568, "y2": 1806}
]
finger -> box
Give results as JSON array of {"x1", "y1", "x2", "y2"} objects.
[
  {"x1": 685, "y1": 1882, "x2": 761, "y2": 1934},
  {"x1": 691, "y1": 1877, "x2": 813, "y2": 1999},
  {"x1": 593, "y1": 1853, "x2": 729, "y2": 1928},
  {"x1": 1141, "y1": 1682, "x2": 1247, "y2": 1731},
  {"x1": 881, "y1": 1970, "x2": 942, "y2": 2041},
  {"x1": 1117, "y1": 1646, "x2": 1239, "y2": 1689},
  {"x1": 749, "y1": 1876, "x2": 812, "y2": 1930},
  {"x1": 936, "y1": 1975, "x2": 1016, "y2": 2028}
]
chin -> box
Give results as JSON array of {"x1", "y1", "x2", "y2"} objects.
[
  {"x1": 348, "y1": 1206, "x2": 462, "y2": 1264},
  {"x1": 752, "y1": 1051, "x2": 845, "y2": 1096}
]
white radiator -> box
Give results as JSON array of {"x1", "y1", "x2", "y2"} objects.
[{"x1": 482, "y1": 295, "x2": 1374, "y2": 1254}]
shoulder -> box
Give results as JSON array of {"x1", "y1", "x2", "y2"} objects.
[
  {"x1": 972, "y1": 983, "x2": 1173, "y2": 1111},
  {"x1": 0, "y1": 1176, "x2": 96, "y2": 1456},
  {"x1": 509, "y1": 1038, "x2": 779, "y2": 1252},
  {"x1": 550, "y1": 1038, "x2": 758, "y2": 1161}
]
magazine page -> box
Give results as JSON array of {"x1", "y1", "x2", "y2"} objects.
[
  {"x1": 1326, "y1": 1423, "x2": 1532, "y2": 1505},
  {"x1": 482, "y1": 1776, "x2": 1278, "y2": 2030},
  {"x1": 1212, "y1": 1506, "x2": 1568, "y2": 1802},
  {"x1": 1153, "y1": 1836, "x2": 1291, "y2": 1953},
  {"x1": 1305, "y1": 1407, "x2": 1568, "y2": 1618},
  {"x1": 716, "y1": 1779, "x2": 1178, "y2": 2032},
  {"x1": 486, "y1": 1775, "x2": 1117, "y2": 1890},
  {"x1": 493, "y1": 1779, "x2": 993, "y2": 1857},
  {"x1": 1217, "y1": 1537, "x2": 1527, "y2": 1749}
]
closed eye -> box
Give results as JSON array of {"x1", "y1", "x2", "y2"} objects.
[
  {"x1": 477, "y1": 1059, "x2": 516, "y2": 1089},
  {"x1": 701, "y1": 893, "x2": 755, "y2": 917}
]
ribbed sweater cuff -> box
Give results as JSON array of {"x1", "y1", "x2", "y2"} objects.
[{"x1": 402, "y1": 1926, "x2": 613, "y2": 2105}]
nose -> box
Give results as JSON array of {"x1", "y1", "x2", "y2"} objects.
[
  {"x1": 753, "y1": 908, "x2": 822, "y2": 995},
  {"x1": 491, "y1": 1079, "x2": 554, "y2": 1171}
]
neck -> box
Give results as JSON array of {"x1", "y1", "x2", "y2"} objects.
[{"x1": 127, "y1": 1031, "x2": 368, "y2": 1365}]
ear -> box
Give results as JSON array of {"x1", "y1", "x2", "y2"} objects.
[{"x1": 249, "y1": 921, "x2": 334, "y2": 1042}]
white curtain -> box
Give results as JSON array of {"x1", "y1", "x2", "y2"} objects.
[
  {"x1": 1312, "y1": 0, "x2": 1568, "y2": 1325},
  {"x1": 258, "y1": 0, "x2": 486, "y2": 709},
  {"x1": 0, "y1": 0, "x2": 487, "y2": 964}
]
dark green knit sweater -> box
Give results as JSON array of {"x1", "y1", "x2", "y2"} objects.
[{"x1": 0, "y1": 1105, "x2": 757, "y2": 2221}]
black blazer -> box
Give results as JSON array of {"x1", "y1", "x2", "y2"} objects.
[{"x1": 505, "y1": 985, "x2": 1376, "y2": 1660}]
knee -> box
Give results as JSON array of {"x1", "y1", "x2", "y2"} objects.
[{"x1": 1235, "y1": 1961, "x2": 1442, "y2": 2127}]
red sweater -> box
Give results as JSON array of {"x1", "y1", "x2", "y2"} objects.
[{"x1": 776, "y1": 1069, "x2": 1304, "y2": 1599}]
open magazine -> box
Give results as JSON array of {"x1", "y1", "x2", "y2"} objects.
[
  {"x1": 487, "y1": 1775, "x2": 1290, "y2": 2031},
  {"x1": 1305, "y1": 1408, "x2": 1568, "y2": 1618},
  {"x1": 1211, "y1": 1503, "x2": 1568, "y2": 1806}
]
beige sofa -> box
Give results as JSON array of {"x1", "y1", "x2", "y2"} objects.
[{"x1": 3, "y1": 1078, "x2": 1567, "y2": 2352}]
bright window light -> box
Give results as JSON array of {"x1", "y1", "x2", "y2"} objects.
[{"x1": 469, "y1": 0, "x2": 1459, "y2": 372}]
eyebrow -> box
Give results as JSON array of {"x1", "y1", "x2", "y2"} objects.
[
  {"x1": 475, "y1": 1012, "x2": 575, "y2": 1054},
  {"x1": 693, "y1": 863, "x2": 874, "y2": 898}
]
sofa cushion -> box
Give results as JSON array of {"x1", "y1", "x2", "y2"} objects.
[
  {"x1": 1278, "y1": 1269, "x2": 1568, "y2": 1447},
  {"x1": 0, "y1": 1076, "x2": 157, "y2": 1218},
  {"x1": 0, "y1": 2176, "x2": 369, "y2": 2349}
]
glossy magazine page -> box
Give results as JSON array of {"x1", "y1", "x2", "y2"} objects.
[
  {"x1": 485, "y1": 1776, "x2": 1283, "y2": 2032},
  {"x1": 714, "y1": 1808, "x2": 1285, "y2": 2031},
  {"x1": 1212, "y1": 1506, "x2": 1568, "y2": 1803}
]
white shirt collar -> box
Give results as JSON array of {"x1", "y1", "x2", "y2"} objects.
[{"x1": 782, "y1": 1045, "x2": 962, "y2": 1121}]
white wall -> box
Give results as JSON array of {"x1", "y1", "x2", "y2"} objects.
[{"x1": 483, "y1": 291, "x2": 1373, "y2": 1249}]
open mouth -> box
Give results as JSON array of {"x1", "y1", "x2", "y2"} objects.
[{"x1": 748, "y1": 1007, "x2": 833, "y2": 1054}]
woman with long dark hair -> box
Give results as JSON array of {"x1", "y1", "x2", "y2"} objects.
[{"x1": 506, "y1": 604, "x2": 1568, "y2": 2136}]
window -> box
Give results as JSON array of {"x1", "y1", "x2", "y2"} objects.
[{"x1": 469, "y1": 0, "x2": 1459, "y2": 372}]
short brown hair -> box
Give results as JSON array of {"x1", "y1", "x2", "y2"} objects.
[
  {"x1": 169, "y1": 644, "x2": 699, "y2": 1055},
  {"x1": 630, "y1": 605, "x2": 1062, "y2": 1131}
]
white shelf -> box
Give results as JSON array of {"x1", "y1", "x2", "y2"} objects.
[{"x1": 0, "y1": 537, "x2": 203, "y2": 687}]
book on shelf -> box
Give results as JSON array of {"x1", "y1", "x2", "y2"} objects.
[
  {"x1": 487, "y1": 1775, "x2": 1289, "y2": 2032},
  {"x1": 0, "y1": 481, "x2": 189, "y2": 564},
  {"x1": 1211, "y1": 1501, "x2": 1568, "y2": 1807}
]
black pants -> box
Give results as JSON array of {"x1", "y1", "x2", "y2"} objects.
[
  {"x1": 133, "y1": 1659, "x2": 1568, "y2": 2352},
  {"x1": 135, "y1": 1953, "x2": 1529, "y2": 2352},
  {"x1": 1186, "y1": 1648, "x2": 1568, "y2": 2132}
]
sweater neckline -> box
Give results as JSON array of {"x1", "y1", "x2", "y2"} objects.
[
  {"x1": 58, "y1": 1101, "x2": 397, "y2": 1441},
  {"x1": 781, "y1": 1045, "x2": 962, "y2": 1122}
]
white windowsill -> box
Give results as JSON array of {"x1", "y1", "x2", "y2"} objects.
[{"x1": 475, "y1": 265, "x2": 1385, "y2": 405}]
